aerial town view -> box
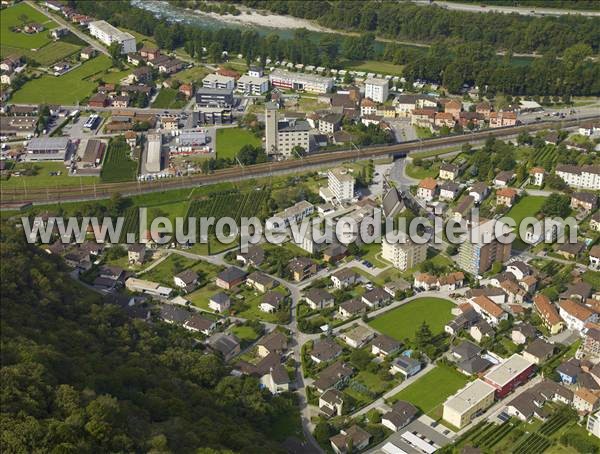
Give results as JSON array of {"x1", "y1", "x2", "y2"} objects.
[{"x1": 1, "y1": 0, "x2": 600, "y2": 453}]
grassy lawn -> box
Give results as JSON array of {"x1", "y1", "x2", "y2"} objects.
[
  {"x1": 343, "y1": 60, "x2": 404, "y2": 76},
  {"x1": 11, "y1": 55, "x2": 113, "y2": 104},
  {"x1": 151, "y1": 88, "x2": 187, "y2": 109},
  {"x1": 368, "y1": 297, "x2": 455, "y2": 341},
  {"x1": 98, "y1": 68, "x2": 132, "y2": 84},
  {"x1": 411, "y1": 146, "x2": 460, "y2": 160},
  {"x1": 0, "y1": 3, "x2": 57, "y2": 50},
  {"x1": 175, "y1": 66, "x2": 210, "y2": 84},
  {"x1": 101, "y1": 137, "x2": 138, "y2": 183},
  {"x1": 230, "y1": 325, "x2": 260, "y2": 343},
  {"x1": 389, "y1": 364, "x2": 469, "y2": 415},
  {"x1": 216, "y1": 127, "x2": 262, "y2": 160},
  {"x1": 5, "y1": 40, "x2": 82, "y2": 66},
  {"x1": 141, "y1": 254, "x2": 197, "y2": 286},
  {"x1": 405, "y1": 162, "x2": 439, "y2": 179},
  {"x1": 0, "y1": 162, "x2": 99, "y2": 190},
  {"x1": 360, "y1": 241, "x2": 388, "y2": 268},
  {"x1": 415, "y1": 126, "x2": 434, "y2": 139},
  {"x1": 505, "y1": 195, "x2": 546, "y2": 226},
  {"x1": 583, "y1": 270, "x2": 600, "y2": 291}
]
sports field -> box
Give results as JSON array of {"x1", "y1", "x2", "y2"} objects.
[
  {"x1": 0, "y1": 3, "x2": 57, "y2": 50},
  {"x1": 389, "y1": 364, "x2": 470, "y2": 414},
  {"x1": 11, "y1": 56, "x2": 112, "y2": 105},
  {"x1": 216, "y1": 127, "x2": 262, "y2": 160},
  {"x1": 368, "y1": 297, "x2": 454, "y2": 341}
]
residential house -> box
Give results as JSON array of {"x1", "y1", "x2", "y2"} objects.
[
  {"x1": 469, "y1": 182, "x2": 489, "y2": 204},
  {"x1": 323, "y1": 244, "x2": 347, "y2": 263},
  {"x1": 173, "y1": 269, "x2": 199, "y2": 292},
  {"x1": 522, "y1": 339, "x2": 555, "y2": 365},
  {"x1": 247, "y1": 271, "x2": 277, "y2": 293},
  {"x1": 216, "y1": 267, "x2": 247, "y2": 290},
  {"x1": 260, "y1": 291, "x2": 285, "y2": 313},
  {"x1": 571, "y1": 192, "x2": 598, "y2": 212},
  {"x1": 470, "y1": 295, "x2": 508, "y2": 326},
  {"x1": 506, "y1": 380, "x2": 573, "y2": 421},
  {"x1": 207, "y1": 333, "x2": 241, "y2": 361},
  {"x1": 331, "y1": 268, "x2": 359, "y2": 289},
  {"x1": 330, "y1": 425, "x2": 371, "y2": 454},
  {"x1": 371, "y1": 335, "x2": 401, "y2": 357},
  {"x1": 338, "y1": 298, "x2": 368, "y2": 319},
  {"x1": 591, "y1": 212, "x2": 600, "y2": 232},
  {"x1": 319, "y1": 389, "x2": 344, "y2": 418},
  {"x1": 80, "y1": 47, "x2": 96, "y2": 60},
  {"x1": 310, "y1": 338, "x2": 343, "y2": 364},
  {"x1": 556, "y1": 358, "x2": 582, "y2": 385},
  {"x1": 435, "y1": 112, "x2": 456, "y2": 128},
  {"x1": 362, "y1": 288, "x2": 391, "y2": 308},
  {"x1": 390, "y1": 356, "x2": 421, "y2": 378},
  {"x1": 287, "y1": 257, "x2": 317, "y2": 282},
  {"x1": 260, "y1": 364, "x2": 290, "y2": 394},
  {"x1": 236, "y1": 246, "x2": 265, "y2": 267},
  {"x1": 574, "y1": 388, "x2": 600, "y2": 414},
  {"x1": 560, "y1": 282, "x2": 592, "y2": 302},
  {"x1": 257, "y1": 330, "x2": 288, "y2": 358},
  {"x1": 342, "y1": 325, "x2": 375, "y2": 349},
  {"x1": 496, "y1": 188, "x2": 518, "y2": 207},
  {"x1": 208, "y1": 292, "x2": 230, "y2": 313},
  {"x1": 470, "y1": 320, "x2": 494, "y2": 343},
  {"x1": 439, "y1": 181, "x2": 460, "y2": 200},
  {"x1": 451, "y1": 341, "x2": 482, "y2": 362},
  {"x1": 489, "y1": 111, "x2": 517, "y2": 128},
  {"x1": 530, "y1": 167, "x2": 545, "y2": 186},
  {"x1": 417, "y1": 177, "x2": 437, "y2": 201},
  {"x1": 533, "y1": 294, "x2": 564, "y2": 334},
  {"x1": 183, "y1": 315, "x2": 216, "y2": 336},
  {"x1": 590, "y1": 245, "x2": 600, "y2": 270},
  {"x1": 445, "y1": 99, "x2": 462, "y2": 119},
  {"x1": 512, "y1": 323, "x2": 538, "y2": 345},
  {"x1": 583, "y1": 327, "x2": 600, "y2": 362},
  {"x1": 381, "y1": 401, "x2": 418, "y2": 432},
  {"x1": 305, "y1": 288, "x2": 334, "y2": 310},
  {"x1": 159, "y1": 304, "x2": 191, "y2": 325},
  {"x1": 313, "y1": 361, "x2": 354, "y2": 393},
  {"x1": 506, "y1": 261, "x2": 532, "y2": 281},
  {"x1": 494, "y1": 171, "x2": 515, "y2": 187},
  {"x1": 559, "y1": 299, "x2": 598, "y2": 333},
  {"x1": 556, "y1": 241, "x2": 586, "y2": 260}
]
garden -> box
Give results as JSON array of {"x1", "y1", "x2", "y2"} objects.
[{"x1": 101, "y1": 136, "x2": 138, "y2": 183}]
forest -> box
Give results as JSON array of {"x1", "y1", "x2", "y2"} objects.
[
  {"x1": 0, "y1": 222, "x2": 296, "y2": 453},
  {"x1": 238, "y1": 0, "x2": 600, "y2": 54}
]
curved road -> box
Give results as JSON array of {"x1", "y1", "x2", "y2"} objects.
[{"x1": 415, "y1": 0, "x2": 600, "y2": 17}]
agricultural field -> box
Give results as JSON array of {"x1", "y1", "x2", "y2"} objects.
[
  {"x1": 389, "y1": 364, "x2": 469, "y2": 415},
  {"x1": 101, "y1": 137, "x2": 138, "y2": 183},
  {"x1": 531, "y1": 144, "x2": 558, "y2": 167},
  {"x1": 185, "y1": 188, "x2": 270, "y2": 226},
  {"x1": 1, "y1": 40, "x2": 81, "y2": 66},
  {"x1": 151, "y1": 88, "x2": 188, "y2": 109},
  {"x1": 0, "y1": 161, "x2": 98, "y2": 190},
  {"x1": 368, "y1": 297, "x2": 455, "y2": 341},
  {"x1": 0, "y1": 3, "x2": 57, "y2": 51},
  {"x1": 216, "y1": 127, "x2": 262, "y2": 160},
  {"x1": 11, "y1": 55, "x2": 113, "y2": 105}
]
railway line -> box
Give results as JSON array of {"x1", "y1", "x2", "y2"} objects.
[{"x1": 1, "y1": 116, "x2": 597, "y2": 207}]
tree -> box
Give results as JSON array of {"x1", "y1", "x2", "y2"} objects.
[
  {"x1": 415, "y1": 322, "x2": 432, "y2": 349},
  {"x1": 108, "y1": 42, "x2": 123, "y2": 67},
  {"x1": 541, "y1": 193, "x2": 571, "y2": 217},
  {"x1": 313, "y1": 421, "x2": 332, "y2": 445},
  {"x1": 349, "y1": 348, "x2": 372, "y2": 370}
]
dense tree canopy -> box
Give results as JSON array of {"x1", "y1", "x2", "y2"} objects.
[{"x1": 0, "y1": 223, "x2": 293, "y2": 452}]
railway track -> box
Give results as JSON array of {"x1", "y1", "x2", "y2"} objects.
[{"x1": 1, "y1": 116, "x2": 597, "y2": 207}]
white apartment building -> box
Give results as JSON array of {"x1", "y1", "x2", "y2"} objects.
[
  {"x1": 266, "y1": 200, "x2": 314, "y2": 230},
  {"x1": 264, "y1": 102, "x2": 310, "y2": 158},
  {"x1": 202, "y1": 74, "x2": 236, "y2": 90},
  {"x1": 328, "y1": 167, "x2": 355, "y2": 203},
  {"x1": 588, "y1": 411, "x2": 600, "y2": 438},
  {"x1": 555, "y1": 164, "x2": 600, "y2": 190},
  {"x1": 236, "y1": 75, "x2": 269, "y2": 95},
  {"x1": 89, "y1": 20, "x2": 136, "y2": 54},
  {"x1": 269, "y1": 69, "x2": 334, "y2": 94},
  {"x1": 443, "y1": 379, "x2": 496, "y2": 429},
  {"x1": 382, "y1": 233, "x2": 427, "y2": 271},
  {"x1": 558, "y1": 299, "x2": 598, "y2": 333},
  {"x1": 364, "y1": 78, "x2": 389, "y2": 103}
]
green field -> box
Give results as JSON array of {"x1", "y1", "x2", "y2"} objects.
[
  {"x1": 0, "y1": 161, "x2": 99, "y2": 190},
  {"x1": 505, "y1": 195, "x2": 546, "y2": 226},
  {"x1": 101, "y1": 137, "x2": 138, "y2": 183},
  {"x1": 141, "y1": 254, "x2": 197, "y2": 286},
  {"x1": 1, "y1": 40, "x2": 81, "y2": 66},
  {"x1": 0, "y1": 3, "x2": 57, "y2": 50},
  {"x1": 216, "y1": 127, "x2": 262, "y2": 160},
  {"x1": 389, "y1": 364, "x2": 469, "y2": 414},
  {"x1": 368, "y1": 297, "x2": 455, "y2": 341},
  {"x1": 175, "y1": 66, "x2": 209, "y2": 84},
  {"x1": 151, "y1": 88, "x2": 187, "y2": 109},
  {"x1": 344, "y1": 60, "x2": 404, "y2": 76},
  {"x1": 11, "y1": 55, "x2": 113, "y2": 105}
]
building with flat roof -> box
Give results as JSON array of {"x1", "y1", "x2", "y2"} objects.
[
  {"x1": 145, "y1": 133, "x2": 163, "y2": 173},
  {"x1": 269, "y1": 69, "x2": 334, "y2": 94},
  {"x1": 364, "y1": 77, "x2": 389, "y2": 103},
  {"x1": 458, "y1": 219, "x2": 512, "y2": 275},
  {"x1": 382, "y1": 231, "x2": 427, "y2": 271},
  {"x1": 202, "y1": 73, "x2": 235, "y2": 90},
  {"x1": 443, "y1": 379, "x2": 496, "y2": 428},
  {"x1": 195, "y1": 87, "x2": 234, "y2": 107},
  {"x1": 89, "y1": 20, "x2": 136, "y2": 54},
  {"x1": 174, "y1": 130, "x2": 207, "y2": 154},
  {"x1": 236, "y1": 74, "x2": 269, "y2": 95},
  {"x1": 327, "y1": 167, "x2": 355, "y2": 204},
  {"x1": 264, "y1": 102, "x2": 310, "y2": 158},
  {"x1": 25, "y1": 137, "x2": 70, "y2": 161},
  {"x1": 484, "y1": 354, "x2": 535, "y2": 398}
]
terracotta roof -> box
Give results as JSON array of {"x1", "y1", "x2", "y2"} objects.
[
  {"x1": 560, "y1": 299, "x2": 594, "y2": 322},
  {"x1": 534, "y1": 294, "x2": 561, "y2": 326},
  {"x1": 419, "y1": 177, "x2": 437, "y2": 190},
  {"x1": 472, "y1": 295, "x2": 505, "y2": 318},
  {"x1": 497, "y1": 188, "x2": 517, "y2": 198}
]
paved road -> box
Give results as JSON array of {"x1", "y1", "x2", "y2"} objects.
[
  {"x1": 27, "y1": 1, "x2": 110, "y2": 56},
  {"x1": 415, "y1": 0, "x2": 600, "y2": 17}
]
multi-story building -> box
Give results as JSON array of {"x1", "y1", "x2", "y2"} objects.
[
  {"x1": 266, "y1": 200, "x2": 314, "y2": 230},
  {"x1": 587, "y1": 411, "x2": 600, "y2": 438},
  {"x1": 533, "y1": 294, "x2": 563, "y2": 334},
  {"x1": 583, "y1": 327, "x2": 600, "y2": 360},
  {"x1": 457, "y1": 219, "x2": 512, "y2": 275},
  {"x1": 269, "y1": 69, "x2": 334, "y2": 94},
  {"x1": 264, "y1": 102, "x2": 310, "y2": 158},
  {"x1": 202, "y1": 74, "x2": 236, "y2": 90},
  {"x1": 364, "y1": 78, "x2": 389, "y2": 103},
  {"x1": 328, "y1": 167, "x2": 355, "y2": 203},
  {"x1": 382, "y1": 233, "x2": 427, "y2": 271},
  {"x1": 25, "y1": 137, "x2": 71, "y2": 161},
  {"x1": 443, "y1": 379, "x2": 496, "y2": 429},
  {"x1": 556, "y1": 164, "x2": 600, "y2": 190},
  {"x1": 89, "y1": 20, "x2": 136, "y2": 54},
  {"x1": 483, "y1": 354, "x2": 535, "y2": 398},
  {"x1": 195, "y1": 87, "x2": 234, "y2": 107},
  {"x1": 236, "y1": 75, "x2": 269, "y2": 95},
  {"x1": 558, "y1": 299, "x2": 598, "y2": 333}
]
